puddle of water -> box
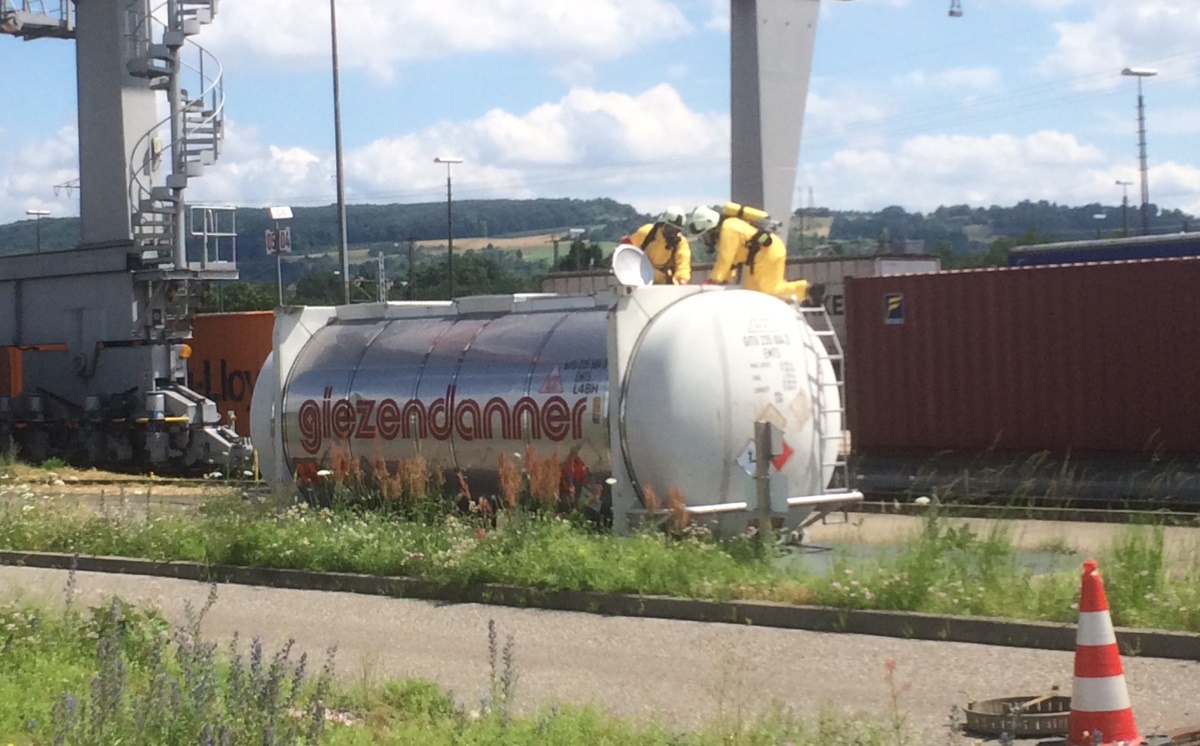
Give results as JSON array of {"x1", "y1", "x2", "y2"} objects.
[{"x1": 775, "y1": 541, "x2": 1079, "y2": 577}]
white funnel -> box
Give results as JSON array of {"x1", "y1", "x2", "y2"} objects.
[{"x1": 611, "y1": 243, "x2": 654, "y2": 286}]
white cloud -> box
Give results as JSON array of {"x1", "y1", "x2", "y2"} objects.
[
  {"x1": 1038, "y1": 1, "x2": 1200, "y2": 90},
  {"x1": 1150, "y1": 161, "x2": 1200, "y2": 218},
  {"x1": 191, "y1": 123, "x2": 336, "y2": 208},
  {"x1": 0, "y1": 83, "x2": 729, "y2": 223},
  {"x1": 800, "y1": 130, "x2": 1120, "y2": 212},
  {"x1": 205, "y1": 0, "x2": 691, "y2": 79},
  {"x1": 0, "y1": 125, "x2": 79, "y2": 223},
  {"x1": 705, "y1": 0, "x2": 730, "y2": 31},
  {"x1": 189, "y1": 83, "x2": 729, "y2": 210},
  {"x1": 802, "y1": 89, "x2": 893, "y2": 153}
]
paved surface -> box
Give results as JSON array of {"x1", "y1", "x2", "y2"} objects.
[
  {"x1": 807, "y1": 512, "x2": 1200, "y2": 560},
  {"x1": 2, "y1": 566, "x2": 1198, "y2": 740}
]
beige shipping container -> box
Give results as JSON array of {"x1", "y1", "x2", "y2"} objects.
[{"x1": 541, "y1": 255, "x2": 940, "y2": 347}]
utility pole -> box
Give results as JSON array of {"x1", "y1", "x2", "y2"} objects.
[
  {"x1": 434, "y1": 157, "x2": 463, "y2": 299},
  {"x1": 1115, "y1": 180, "x2": 1133, "y2": 237},
  {"x1": 407, "y1": 238, "x2": 416, "y2": 300},
  {"x1": 26, "y1": 209, "x2": 50, "y2": 253},
  {"x1": 377, "y1": 251, "x2": 386, "y2": 302},
  {"x1": 1121, "y1": 67, "x2": 1158, "y2": 236}
]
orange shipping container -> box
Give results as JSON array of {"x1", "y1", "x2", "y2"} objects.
[
  {"x1": 845, "y1": 258, "x2": 1200, "y2": 457},
  {"x1": 188, "y1": 312, "x2": 274, "y2": 437}
]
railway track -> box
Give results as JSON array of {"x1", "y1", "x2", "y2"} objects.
[
  {"x1": 850, "y1": 498, "x2": 1200, "y2": 525},
  {"x1": 6, "y1": 473, "x2": 1200, "y2": 527}
]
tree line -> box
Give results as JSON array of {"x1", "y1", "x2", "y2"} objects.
[{"x1": 3, "y1": 197, "x2": 1196, "y2": 306}]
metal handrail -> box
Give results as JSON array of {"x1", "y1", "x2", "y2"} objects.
[
  {"x1": 126, "y1": 2, "x2": 224, "y2": 235},
  {"x1": 2, "y1": 0, "x2": 68, "y2": 19},
  {"x1": 1, "y1": 0, "x2": 74, "y2": 35}
]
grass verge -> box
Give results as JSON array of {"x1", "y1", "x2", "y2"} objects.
[
  {"x1": 1, "y1": 491, "x2": 1198, "y2": 633},
  {"x1": 0, "y1": 587, "x2": 908, "y2": 745}
]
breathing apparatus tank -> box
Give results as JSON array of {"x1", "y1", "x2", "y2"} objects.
[{"x1": 722, "y1": 202, "x2": 770, "y2": 224}]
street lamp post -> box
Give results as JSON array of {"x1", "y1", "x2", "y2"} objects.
[
  {"x1": 330, "y1": 0, "x2": 350, "y2": 305},
  {"x1": 1093, "y1": 212, "x2": 1106, "y2": 239},
  {"x1": 26, "y1": 209, "x2": 50, "y2": 253},
  {"x1": 1115, "y1": 180, "x2": 1134, "y2": 237},
  {"x1": 434, "y1": 156, "x2": 463, "y2": 299},
  {"x1": 1121, "y1": 67, "x2": 1157, "y2": 236}
]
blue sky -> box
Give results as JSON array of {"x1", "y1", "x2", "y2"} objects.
[{"x1": 2, "y1": 0, "x2": 1198, "y2": 228}]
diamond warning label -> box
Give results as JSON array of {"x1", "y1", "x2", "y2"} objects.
[{"x1": 539, "y1": 365, "x2": 564, "y2": 394}]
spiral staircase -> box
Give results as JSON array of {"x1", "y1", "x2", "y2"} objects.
[
  {"x1": 2, "y1": 0, "x2": 248, "y2": 470},
  {"x1": 126, "y1": 0, "x2": 236, "y2": 277}
]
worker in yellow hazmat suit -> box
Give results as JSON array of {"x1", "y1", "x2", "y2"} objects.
[
  {"x1": 627, "y1": 205, "x2": 692, "y2": 285},
  {"x1": 685, "y1": 205, "x2": 820, "y2": 303}
]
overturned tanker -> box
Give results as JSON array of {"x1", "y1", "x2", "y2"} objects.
[{"x1": 250, "y1": 285, "x2": 861, "y2": 534}]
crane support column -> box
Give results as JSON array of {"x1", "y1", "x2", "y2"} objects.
[
  {"x1": 731, "y1": 0, "x2": 822, "y2": 237},
  {"x1": 74, "y1": 0, "x2": 158, "y2": 247}
]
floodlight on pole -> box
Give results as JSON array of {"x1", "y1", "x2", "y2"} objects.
[
  {"x1": 1115, "y1": 180, "x2": 1134, "y2": 236},
  {"x1": 434, "y1": 156, "x2": 464, "y2": 300},
  {"x1": 26, "y1": 209, "x2": 50, "y2": 253},
  {"x1": 1121, "y1": 67, "x2": 1157, "y2": 236}
]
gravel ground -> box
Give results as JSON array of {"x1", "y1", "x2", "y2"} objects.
[{"x1": 2, "y1": 565, "x2": 1198, "y2": 740}]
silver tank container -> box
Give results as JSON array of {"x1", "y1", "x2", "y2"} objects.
[
  {"x1": 252, "y1": 288, "x2": 855, "y2": 534},
  {"x1": 279, "y1": 302, "x2": 611, "y2": 483}
]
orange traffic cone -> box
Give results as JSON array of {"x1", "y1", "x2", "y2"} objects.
[{"x1": 1068, "y1": 559, "x2": 1143, "y2": 746}]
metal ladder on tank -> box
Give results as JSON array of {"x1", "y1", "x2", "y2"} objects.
[{"x1": 795, "y1": 303, "x2": 854, "y2": 500}]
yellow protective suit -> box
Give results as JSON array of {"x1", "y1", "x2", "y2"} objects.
[
  {"x1": 707, "y1": 217, "x2": 809, "y2": 301},
  {"x1": 630, "y1": 222, "x2": 692, "y2": 285}
]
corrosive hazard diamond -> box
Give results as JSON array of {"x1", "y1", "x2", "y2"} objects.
[
  {"x1": 736, "y1": 436, "x2": 794, "y2": 476},
  {"x1": 539, "y1": 365, "x2": 563, "y2": 394},
  {"x1": 771, "y1": 439, "x2": 794, "y2": 471}
]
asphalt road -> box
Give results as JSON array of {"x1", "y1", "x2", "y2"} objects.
[{"x1": 2, "y1": 566, "x2": 1198, "y2": 740}]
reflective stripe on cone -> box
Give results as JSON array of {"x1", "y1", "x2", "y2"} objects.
[{"x1": 1068, "y1": 560, "x2": 1143, "y2": 746}]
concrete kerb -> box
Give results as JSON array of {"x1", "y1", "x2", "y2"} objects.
[{"x1": 2, "y1": 550, "x2": 1198, "y2": 661}]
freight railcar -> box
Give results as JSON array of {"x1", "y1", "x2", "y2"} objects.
[
  {"x1": 1008, "y1": 232, "x2": 1200, "y2": 267},
  {"x1": 844, "y1": 257, "x2": 1200, "y2": 503}
]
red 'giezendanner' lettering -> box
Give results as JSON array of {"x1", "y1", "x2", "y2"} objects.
[
  {"x1": 355, "y1": 399, "x2": 377, "y2": 439},
  {"x1": 294, "y1": 385, "x2": 595, "y2": 455},
  {"x1": 376, "y1": 398, "x2": 401, "y2": 440}
]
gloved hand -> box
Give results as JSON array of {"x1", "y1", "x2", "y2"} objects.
[{"x1": 805, "y1": 283, "x2": 826, "y2": 307}]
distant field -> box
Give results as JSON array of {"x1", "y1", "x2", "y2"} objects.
[
  {"x1": 413, "y1": 234, "x2": 559, "y2": 251},
  {"x1": 288, "y1": 234, "x2": 615, "y2": 267},
  {"x1": 289, "y1": 234, "x2": 559, "y2": 264}
]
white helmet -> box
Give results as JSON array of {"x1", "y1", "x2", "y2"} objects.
[
  {"x1": 659, "y1": 205, "x2": 686, "y2": 228},
  {"x1": 686, "y1": 206, "x2": 720, "y2": 235}
]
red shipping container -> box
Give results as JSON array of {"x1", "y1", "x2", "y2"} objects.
[
  {"x1": 187, "y1": 312, "x2": 274, "y2": 437},
  {"x1": 845, "y1": 258, "x2": 1200, "y2": 457}
]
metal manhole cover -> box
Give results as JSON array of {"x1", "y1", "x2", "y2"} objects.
[{"x1": 963, "y1": 695, "x2": 1071, "y2": 738}]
